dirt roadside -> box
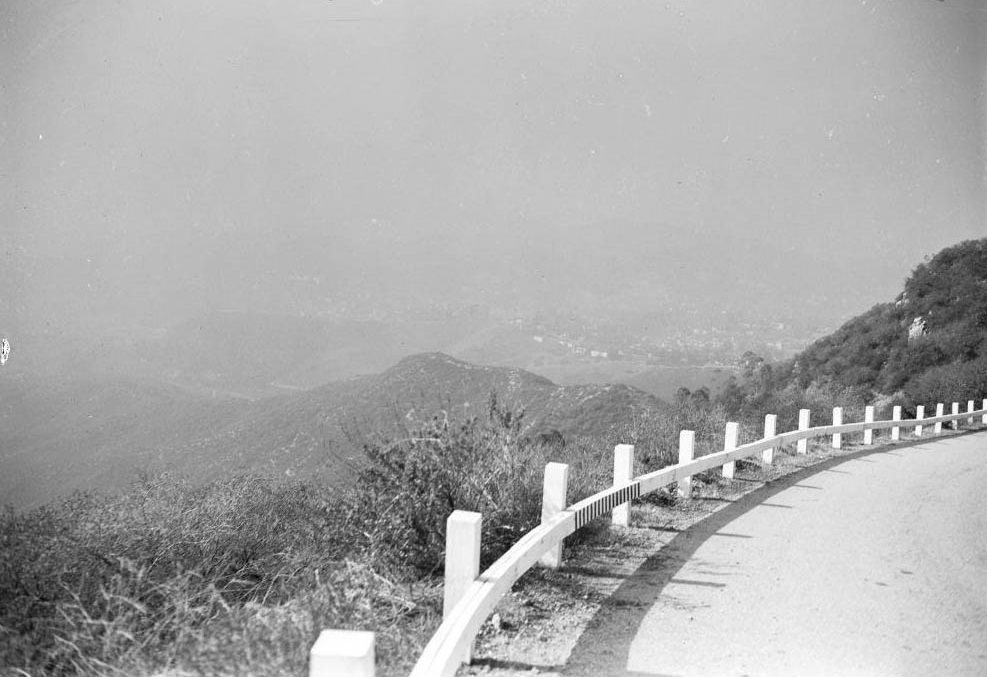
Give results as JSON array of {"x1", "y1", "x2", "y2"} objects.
[{"x1": 457, "y1": 424, "x2": 985, "y2": 676}]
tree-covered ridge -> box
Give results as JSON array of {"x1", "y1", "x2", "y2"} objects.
[
  {"x1": 719, "y1": 238, "x2": 987, "y2": 420},
  {"x1": 903, "y1": 238, "x2": 987, "y2": 353}
]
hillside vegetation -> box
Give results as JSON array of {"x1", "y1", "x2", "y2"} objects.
[
  {"x1": 717, "y1": 238, "x2": 987, "y2": 423},
  {"x1": 0, "y1": 394, "x2": 730, "y2": 677}
]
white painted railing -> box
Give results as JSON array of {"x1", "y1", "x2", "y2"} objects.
[{"x1": 311, "y1": 397, "x2": 987, "y2": 676}]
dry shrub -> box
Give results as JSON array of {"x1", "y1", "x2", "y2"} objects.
[
  {"x1": 354, "y1": 396, "x2": 610, "y2": 577},
  {"x1": 0, "y1": 475, "x2": 438, "y2": 677}
]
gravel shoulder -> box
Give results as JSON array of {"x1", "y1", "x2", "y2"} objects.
[{"x1": 459, "y1": 425, "x2": 987, "y2": 676}]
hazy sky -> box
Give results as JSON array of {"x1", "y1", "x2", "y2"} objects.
[{"x1": 3, "y1": 0, "x2": 985, "y2": 333}]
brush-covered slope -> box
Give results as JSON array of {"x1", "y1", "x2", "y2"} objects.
[
  {"x1": 774, "y1": 238, "x2": 987, "y2": 404},
  {"x1": 1, "y1": 353, "x2": 666, "y2": 509}
]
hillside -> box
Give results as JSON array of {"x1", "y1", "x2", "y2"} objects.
[
  {"x1": 720, "y1": 238, "x2": 987, "y2": 416},
  {"x1": 0, "y1": 353, "x2": 666, "y2": 509}
]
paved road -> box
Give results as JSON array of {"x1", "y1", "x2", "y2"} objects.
[{"x1": 567, "y1": 431, "x2": 987, "y2": 677}]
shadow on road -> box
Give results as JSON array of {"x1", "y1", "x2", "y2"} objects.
[{"x1": 558, "y1": 429, "x2": 984, "y2": 676}]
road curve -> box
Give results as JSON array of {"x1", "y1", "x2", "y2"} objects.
[{"x1": 565, "y1": 431, "x2": 987, "y2": 677}]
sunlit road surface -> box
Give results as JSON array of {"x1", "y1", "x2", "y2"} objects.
[{"x1": 582, "y1": 432, "x2": 987, "y2": 677}]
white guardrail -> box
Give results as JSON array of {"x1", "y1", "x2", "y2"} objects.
[{"x1": 310, "y1": 398, "x2": 987, "y2": 676}]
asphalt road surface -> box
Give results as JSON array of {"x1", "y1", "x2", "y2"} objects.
[{"x1": 566, "y1": 431, "x2": 987, "y2": 677}]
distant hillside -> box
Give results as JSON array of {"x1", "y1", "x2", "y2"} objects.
[
  {"x1": 540, "y1": 362, "x2": 738, "y2": 402},
  {"x1": 720, "y1": 238, "x2": 987, "y2": 415},
  {"x1": 0, "y1": 353, "x2": 667, "y2": 509}
]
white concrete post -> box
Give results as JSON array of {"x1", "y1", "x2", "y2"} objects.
[
  {"x1": 967, "y1": 400, "x2": 975, "y2": 425},
  {"x1": 832, "y1": 407, "x2": 843, "y2": 449},
  {"x1": 678, "y1": 430, "x2": 695, "y2": 499},
  {"x1": 951, "y1": 402, "x2": 959, "y2": 430},
  {"x1": 863, "y1": 406, "x2": 874, "y2": 445},
  {"x1": 723, "y1": 422, "x2": 739, "y2": 479},
  {"x1": 444, "y1": 510, "x2": 482, "y2": 665},
  {"x1": 612, "y1": 444, "x2": 634, "y2": 526},
  {"x1": 892, "y1": 406, "x2": 901, "y2": 441},
  {"x1": 797, "y1": 408, "x2": 810, "y2": 454},
  {"x1": 538, "y1": 463, "x2": 569, "y2": 569},
  {"x1": 762, "y1": 414, "x2": 777, "y2": 465},
  {"x1": 982, "y1": 399, "x2": 986, "y2": 424},
  {"x1": 310, "y1": 630, "x2": 375, "y2": 677},
  {"x1": 935, "y1": 403, "x2": 944, "y2": 434},
  {"x1": 915, "y1": 405, "x2": 925, "y2": 437}
]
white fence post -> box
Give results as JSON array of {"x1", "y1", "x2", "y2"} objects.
[
  {"x1": 310, "y1": 630, "x2": 375, "y2": 677},
  {"x1": 762, "y1": 414, "x2": 777, "y2": 465},
  {"x1": 983, "y1": 399, "x2": 986, "y2": 424},
  {"x1": 797, "y1": 408, "x2": 810, "y2": 454},
  {"x1": 612, "y1": 444, "x2": 634, "y2": 526},
  {"x1": 915, "y1": 405, "x2": 925, "y2": 437},
  {"x1": 968, "y1": 400, "x2": 975, "y2": 424},
  {"x1": 538, "y1": 463, "x2": 569, "y2": 569},
  {"x1": 723, "y1": 422, "x2": 739, "y2": 479},
  {"x1": 935, "y1": 403, "x2": 944, "y2": 434},
  {"x1": 951, "y1": 402, "x2": 960, "y2": 430},
  {"x1": 444, "y1": 511, "x2": 481, "y2": 664},
  {"x1": 678, "y1": 430, "x2": 695, "y2": 499},
  {"x1": 863, "y1": 406, "x2": 874, "y2": 445},
  {"x1": 891, "y1": 406, "x2": 901, "y2": 441},
  {"x1": 832, "y1": 407, "x2": 843, "y2": 449}
]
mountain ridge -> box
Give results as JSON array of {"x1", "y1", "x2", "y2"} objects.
[{"x1": 0, "y1": 351, "x2": 667, "y2": 509}]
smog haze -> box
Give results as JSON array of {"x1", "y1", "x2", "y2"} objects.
[{"x1": 3, "y1": 0, "x2": 985, "y2": 363}]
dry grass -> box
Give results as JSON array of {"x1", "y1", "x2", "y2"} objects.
[
  {"x1": 0, "y1": 399, "x2": 619, "y2": 676},
  {"x1": 0, "y1": 473, "x2": 442, "y2": 677}
]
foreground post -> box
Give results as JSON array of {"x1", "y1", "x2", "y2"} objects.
[
  {"x1": 935, "y1": 403, "x2": 944, "y2": 434},
  {"x1": 723, "y1": 422, "x2": 739, "y2": 479},
  {"x1": 612, "y1": 444, "x2": 634, "y2": 526},
  {"x1": 678, "y1": 430, "x2": 695, "y2": 499},
  {"x1": 444, "y1": 511, "x2": 482, "y2": 617},
  {"x1": 444, "y1": 511, "x2": 481, "y2": 664},
  {"x1": 538, "y1": 463, "x2": 569, "y2": 569},
  {"x1": 863, "y1": 406, "x2": 874, "y2": 445},
  {"x1": 891, "y1": 406, "x2": 901, "y2": 441},
  {"x1": 762, "y1": 414, "x2": 777, "y2": 465},
  {"x1": 951, "y1": 402, "x2": 959, "y2": 430},
  {"x1": 968, "y1": 400, "x2": 975, "y2": 425},
  {"x1": 915, "y1": 405, "x2": 925, "y2": 437},
  {"x1": 310, "y1": 630, "x2": 375, "y2": 677},
  {"x1": 832, "y1": 407, "x2": 843, "y2": 449},
  {"x1": 797, "y1": 408, "x2": 810, "y2": 454}
]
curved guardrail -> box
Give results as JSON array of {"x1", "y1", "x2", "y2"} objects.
[
  {"x1": 407, "y1": 401, "x2": 986, "y2": 677},
  {"x1": 309, "y1": 399, "x2": 987, "y2": 676}
]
